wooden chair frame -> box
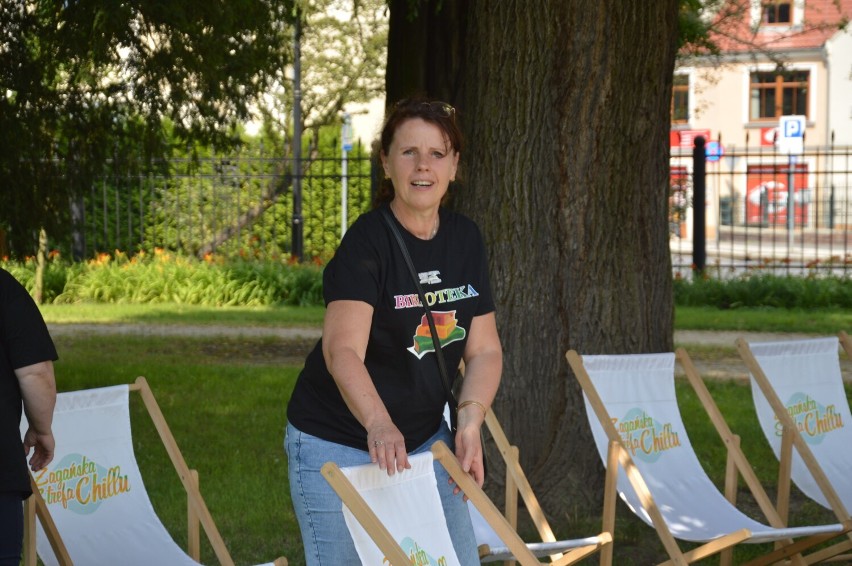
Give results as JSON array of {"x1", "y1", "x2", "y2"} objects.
[
  {"x1": 482, "y1": 407, "x2": 615, "y2": 565},
  {"x1": 737, "y1": 333, "x2": 852, "y2": 561},
  {"x1": 455, "y1": 360, "x2": 612, "y2": 565},
  {"x1": 23, "y1": 473, "x2": 73, "y2": 566},
  {"x1": 566, "y1": 349, "x2": 852, "y2": 566},
  {"x1": 22, "y1": 376, "x2": 287, "y2": 566}
]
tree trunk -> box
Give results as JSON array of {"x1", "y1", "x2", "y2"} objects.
[
  {"x1": 387, "y1": 0, "x2": 679, "y2": 516},
  {"x1": 385, "y1": 0, "x2": 466, "y2": 104},
  {"x1": 34, "y1": 228, "x2": 48, "y2": 305}
]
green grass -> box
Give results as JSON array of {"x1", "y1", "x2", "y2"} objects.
[
  {"x1": 38, "y1": 302, "x2": 852, "y2": 335},
  {"x1": 39, "y1": 304, "x2": 852, "y2": 565},
  {"x1": 676, "y1": 305, "x2": 852, "y2": 334}
]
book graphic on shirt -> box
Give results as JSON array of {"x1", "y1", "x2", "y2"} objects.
[{"x1": 408, "y1": 310, "x2": 466, "y2": 359}]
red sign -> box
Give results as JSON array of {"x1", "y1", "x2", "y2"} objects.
[
  {"x1": 746, "y1": 165, "x2": 809, "y2": 226},
  {"x1": 670, "y1": 129, "x2": 711, "y2": 149},
  {"x1": 760, "y1": 127, "x2": 778, "y2": 146}
]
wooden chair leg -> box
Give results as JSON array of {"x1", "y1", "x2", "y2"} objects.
[
  {"x1": 600, "y1": 442, "x2": 619, "y2": 566},
  {"x1": 23, "y1": 494, "x2": 37, "y2": 566},
  {"x1": 188, "y1": 469, "x2": 200, "y2": 561},
  {"x1": 504, "y1": 445, "x2": 519, "y2": 566},
  {"x1": 776, "y1": 426, "x2": 793, "y2": 526},
  {"x1": 724, "y1": 435, "x2": 740, "y2": 506},
  {"x1": 23, "y1": 474, "x2": 73, "y2": 565}
]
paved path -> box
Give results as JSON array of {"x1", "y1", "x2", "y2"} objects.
[
  {"x1": 676, "y1": 330, "x2": 852, "y2": 382},
  {"x1": 45, "y1": 323, "x2": 814, "y2": 346},
  {"x1": 673, "y1": 330, "x2": 818, "y2": 347},
  {"x1": 47, "y1": 323, "x2": 323, "y2": 340}
]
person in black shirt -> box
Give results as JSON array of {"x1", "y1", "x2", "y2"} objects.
[
  {"x1": 0, "y1": 268, "x2": 58, "y2": 566},
  {"x1": 285, "y1": 98, "x2": 502, "y2": 565}
]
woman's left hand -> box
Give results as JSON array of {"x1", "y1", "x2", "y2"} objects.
[
  {"x1": 451, "y1": 311, "x2": 501, "y2": 496},
  {"x1": 453, "y1": 423, "x2": 485, "y2": 493}
]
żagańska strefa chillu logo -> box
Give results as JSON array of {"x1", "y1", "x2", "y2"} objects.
[
  {"x1": 613, "y1": 408, "x2": 682, "y2": 463},
  {"x1": 33, "y1": 453, "x2": 131, "y2": 514},
  {"x1": 777, "y1": 393, "x2": 845, "y2": 444},
  {"x1": 383, "y1": 538, "x2": 450, "y2": 566}
]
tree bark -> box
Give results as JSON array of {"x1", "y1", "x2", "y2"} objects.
[
  {"x1": 385, "y1": 0, "x2": 466, "y2": 104},
  {"x1": 387, "y1": 0, "x2": 679, "y2": 515}
]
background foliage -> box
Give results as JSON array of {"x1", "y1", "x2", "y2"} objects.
[
  {"x1": 1, "y1": 251, "x2": 324, "y2": 307},
  {"x1": 5, "y1": 251, "x2": 852, "y2": 312},
  {"x1": 1, "y1": 0, "x2": 387, "y2": 260},
  {"x1": 129, "y1": 127, "x2": 373, "y2": 262},
  {"x1": 0, "y1": 0, "x2": 293, "y2": 257}
]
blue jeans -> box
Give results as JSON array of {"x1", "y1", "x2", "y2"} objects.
[
  {"x1": 0, "y1": 492, "x2": 23, "y2": 566},
  {"x1": 285, "y1": 421, "x2": 479, "y2": 566}
]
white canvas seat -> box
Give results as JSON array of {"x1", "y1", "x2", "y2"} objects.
[
  {"x1": 21, "y1": 377, "x2": 286, "y2": 566},
  {"x1": 330, "y1": 451, "x2": 463, "y2": 565},
  {"x1": 566, "y1": 349, "x2": 852, "y2": 566},
  {"x1": 737, "y1": 334, "x2": 852, "y2": 558},
  {"x1": 322, "y1": 440, "x2": 611, "y2": 566}
]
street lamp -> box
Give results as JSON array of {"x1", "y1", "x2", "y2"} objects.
[{"x1": 341, "y1": 113, "x2": 353, "y2": 238}]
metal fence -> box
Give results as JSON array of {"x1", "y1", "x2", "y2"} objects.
[
  {"x1": 669, "y1": 139, "x2": 852, "y2": 277},
  {"x1": 77, "y1": 143, "x2": 375, "y2": 261},
  {"x1": 69, "y1": 138, "x2": 852, "y2": 276}
]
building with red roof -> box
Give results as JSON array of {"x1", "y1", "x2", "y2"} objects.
[
  {"x1": 668, "y1": 1, "x2": 852, "y2": 241},
  {"x1": 672, "y1": 0, "x2": 852, "y2": 149}
]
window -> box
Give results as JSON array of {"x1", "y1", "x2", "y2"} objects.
[
  {"x1": 749, "y1": 70, "x2": 809, "y2": 120},
  {"x1": 672, "y1": 75, "x2": 689, "y2": 124},
  {"x1": 762, "y1": 1, "x2": 792, "y2": 24}
]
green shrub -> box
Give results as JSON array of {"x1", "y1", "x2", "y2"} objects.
[
  {"x1": 2, "y1": 251, "x2": 324, "y2": 307},
  {"x1": 0, "y1": 254, "x2": 73, "y2": 303},
  {"x1": 224, "y1": 260, "x2": 323, "y2": 307},
  {"x1": 9, "y1": 254, "x2": 849, "y2": 311},
  {"x1": 674, "y1": 274, "x2": 852, "y2": 309}
]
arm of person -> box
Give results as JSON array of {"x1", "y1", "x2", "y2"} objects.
[
  {"x1": 322, "y1": 300, "x2": 410, "y2": 475},
  {"x1": 456, "y1": 312, "x2": 502, "y2": 488},
  {"x1": 16, "y1": 360, "x2": 57, "y2": 472}
]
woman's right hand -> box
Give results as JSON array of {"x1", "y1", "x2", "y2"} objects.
[{"x1": 367, "y1": 418, "x2": 410, "y2": 475}]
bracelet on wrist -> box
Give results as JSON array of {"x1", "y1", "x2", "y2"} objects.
[{"x1": 456, "y1": 400, "x2": 487, "y2": 416}]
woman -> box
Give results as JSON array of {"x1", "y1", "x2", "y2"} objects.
[
  {"x1": 285, "y1": 97, "x2": 502, "y2": 565},
  {"x1": 0, "y1": 268, "x2": 57, "y2": 566}
]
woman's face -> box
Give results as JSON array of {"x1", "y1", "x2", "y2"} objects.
[{"x1": 381, "y1": 118, "x2": 459, "y2": 214}]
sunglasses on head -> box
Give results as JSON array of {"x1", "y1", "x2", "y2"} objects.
[
  {"x1": 394, "y1": 99, "x2": 456, "y2": 119},
  {"x1": 420, "y1": 101, "x2": 455, "y2": 118}
]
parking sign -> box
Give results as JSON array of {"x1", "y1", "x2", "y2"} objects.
[{"x1": 777, "y1": 115, "x2": 806, "y2": 155}]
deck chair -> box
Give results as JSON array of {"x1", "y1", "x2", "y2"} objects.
[
  {"x1": 20, "y1": 377, "x2": 287, "y2": 566},
  {"x1": 565, "y1": 349, "x2": 852, "y2": 566},
  {"x1": 322, "y1": 440, "x2": 612, "y2": 566},
  {"x1": 471, "y1": 409, "x2": 613, "y2": 564},
  {"x1": 452, "y1": 363, "x2": 613, "y2": 564},
  {"x1": 737, "y1": 334, "x2": 852, "y2": 559}
]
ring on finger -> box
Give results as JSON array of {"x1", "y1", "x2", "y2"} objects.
[{"x1": 373, "y1": 440, "x2": 384, "y2": 447}]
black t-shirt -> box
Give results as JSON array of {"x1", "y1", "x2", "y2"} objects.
[
  {"x1": 0, "y1": 268, "x2": 58, "y2": 495},
  {"x1": 287, "y1": 204, "x2": 495, "y2": 451}
]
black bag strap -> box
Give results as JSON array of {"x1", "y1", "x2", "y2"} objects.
[{"x1": 381, "y1": 208, "x2": 457, "y2": 430}]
